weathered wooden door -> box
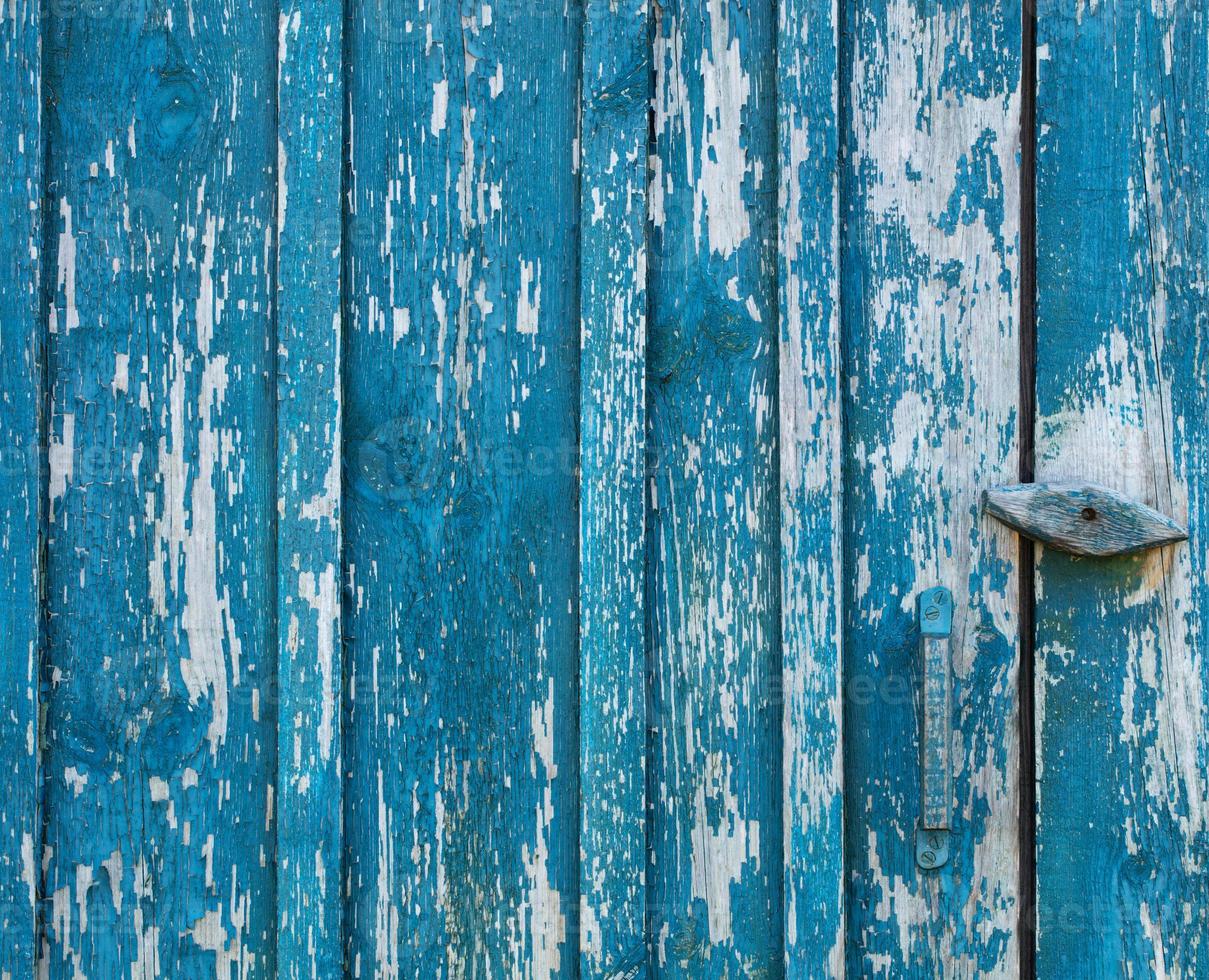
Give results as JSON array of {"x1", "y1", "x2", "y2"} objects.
[{"x1": 1, "y1": 0, "x2": 1206, "y2": 975}]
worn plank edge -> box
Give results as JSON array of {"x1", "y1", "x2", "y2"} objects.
[
  {"x1": 0, "y1": 0, "x2": 45, "y2": 972},
  {"x1": 274, "y1": 1, "x2": 346, "y2": 974},
  {"x1": 578, "y1": 0, "x2": 651, "y2": 974}
]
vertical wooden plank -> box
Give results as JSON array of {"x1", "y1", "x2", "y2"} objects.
[
  {"x1": 1034, "y1": 2, "x2": 1209, "y2": 974},
  {"x1": 342, "y1": 0, "x2": 581, "y2": 973},
  {"x1": 840, "y1": 0, "x2": 1022, "y2": 973},
  {"x1": 0, "y1": 0, "x2": 42, "y2": 973},
  {"x1": 39, "y1": 2, "x2": 279, "y2": 973},
  {"x1": 578, "y1": 0, "x2": 650, "y2": 976},
  {"x1": 275, "y1": 1, "x2": 344, "y2": 975},
  {"x1": 776, "y1": 0, "x2": 844, "y2": 972},
  {"x1": 648, "y1": 0, "x2": 782, "y2": 972}
]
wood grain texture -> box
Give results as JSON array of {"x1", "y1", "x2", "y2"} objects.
[
  {"x1": 0, "y1": 0, "x2": 42, "y2": 973},
  {"x1": 274, "y1": 0, "x2": 345, "y2": 974},
  {"x1": 776, "y1": 0, "x2": 844, "y2": 971},
  {"x1": 839, "y1": 0, "x2": 1022, "y2": 973},
  {"x1": 1034, "y1": 1, "x2": 1209, "y2": 973},
  {"x1": 578, "y1": 0, "x2": 650, "y2": 976},
  {"x1": 39, "y1": 2, "x2": 279, "y2": 973},
  {"x1": 985, "y1": 482, "x2": 1187, "y2": 558},
  {"x1": 341, "y1": 0, "x2": 581, "y2": 973},
  {"x1": 648, "y1": 0, "x2": 782, "y2": 972}
]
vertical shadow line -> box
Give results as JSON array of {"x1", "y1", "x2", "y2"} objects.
[
  {"x1": 35, "y1": 0, "x2": 55, "y2": 962},
  {"x1": 1018, "y1": 0, "x2": 1038, "y2": 975},
  {"x1": 769, "y1": 0, "x2": 787, "y2": 964},
  {"x1": 642, "y1": 2, "x2": 658, "y2": 961},
  {"x1": 572, "y1": 5, "x2": 585, "y2": 970},
  {"x1": 268, "y1": 0, "x2": 283, "y2": 963},
  {"x1": 835, "y1": 0, "x2": 855, "y2": 968},
  {"x1": 338, "y1": 0, "x2": 354, "y2": 966}
]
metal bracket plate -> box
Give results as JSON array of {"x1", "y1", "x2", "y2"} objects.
[{"x1": 917, "y1": 585, "x2": 952, "y2": 871}]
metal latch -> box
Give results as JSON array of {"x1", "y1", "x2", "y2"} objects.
[{"x1": 916, "y1": 585, "x2": 952, "y2": 871}]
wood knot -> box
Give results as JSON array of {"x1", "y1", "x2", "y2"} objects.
[
  {"x1": 348, "y1": 415, "x2": 444, "y2": 505},
  {"x1": 145, "y1": 69, "x2": 205, "y2": 156}
]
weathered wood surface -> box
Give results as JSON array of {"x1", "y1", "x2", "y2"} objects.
[
  {"x1": 1034, "y1": 1, "x2": 1209, "y2": 974},
  {"x1": 985, "y1": 482, "x2": 1187, "y2": 558},
  {"x1": 274, "y1": 0, "x2": 345, "y2": 974},
  {"x1": 840, "y1": 0, "x2": 1022, "y2": 974},
  {"x1": 39, "y1": 0, "x2": 279, "y2": 973},
  {"x1": 342, "y1": 0, "x2": 582, "y2": 973},
  {"x1": 648, "y1": 0, "x2": 783, "y2": 972},
  {"x1": 0, "y1": 0, "x2": 42, "y2": 973},
  {"x1": 578, "y1": 0, "x2": 649, "y2": 976},
  {"x1": 777, "y1": 0, "x2": 845, "y2": 970},
  {"x1": 17, "y1": 0, "x2": 1182, "y2": 974}
]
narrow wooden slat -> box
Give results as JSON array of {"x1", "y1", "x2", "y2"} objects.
[
  {"x1": 274, "y1": 1, "x2": 344, "y2": 974},
  {"x1": 840, "y1": 0, "x2": 1022, "y2": 972},
  {"x1": 1034, "y1": 2, "x2": 1209, "y2": 973},
  {"x1": 578, "y1": 0, "x2": 650, "y2": 974},
  {"x1": 776, "y1": 0, "x2": 844, "y2": 971},
  {"x1": 342, "y1": 0, "x2": 582, "y2": 972},
  {"x1": 648, "y1": 0, "x2": 782, "y2": 971},
  {"x1": 0, "y1": 0, "x2": 42, "y2": 972},
  {"x1": 39, "y1": 4, "x2": 279, "y2": 972}
]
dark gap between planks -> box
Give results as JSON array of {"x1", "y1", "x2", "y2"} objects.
[{"x1": 1018, "y1": 1, "x2": 1040, "y2": 976}]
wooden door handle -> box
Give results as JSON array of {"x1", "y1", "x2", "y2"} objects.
[{"x1": 983, "y1": 482, "x2": 1187, "y2": 558}]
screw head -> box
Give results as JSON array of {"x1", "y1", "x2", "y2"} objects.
[{"x1": 916, "y1": 826, "x2": 951, "y2": 871}]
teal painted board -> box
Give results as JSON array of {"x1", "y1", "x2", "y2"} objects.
[
  {"x1": 9, "y1": 2, "x2": 1165, "y2": 974},
  {"x1": 275, "y1": 1, "x2": 345, "y2": 975},
  {"x1": 776, "y1": 0, "x2": 844, "y2": 971},
  {"x1": 578, "y1": 0, "x2": 650, "y2": 976},
  {"x1": 840, "y1": 0, "x2": 1023, "y2": 973},
  {"x1": 342, "y1": 0, "x2": 582, "y2": 973},
  {"x1": 1034, "y1": 0, "x2": 1209, "y2": 974},
  {"x1": 0, "y1": 0, "x2": 42, "y2": 972},
  {"x1": 39, "y1": 2, "x2": 279, "y2": 973},
  {"x1": 648, "y1": 0, "x2": 783, "y2": 972}
]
